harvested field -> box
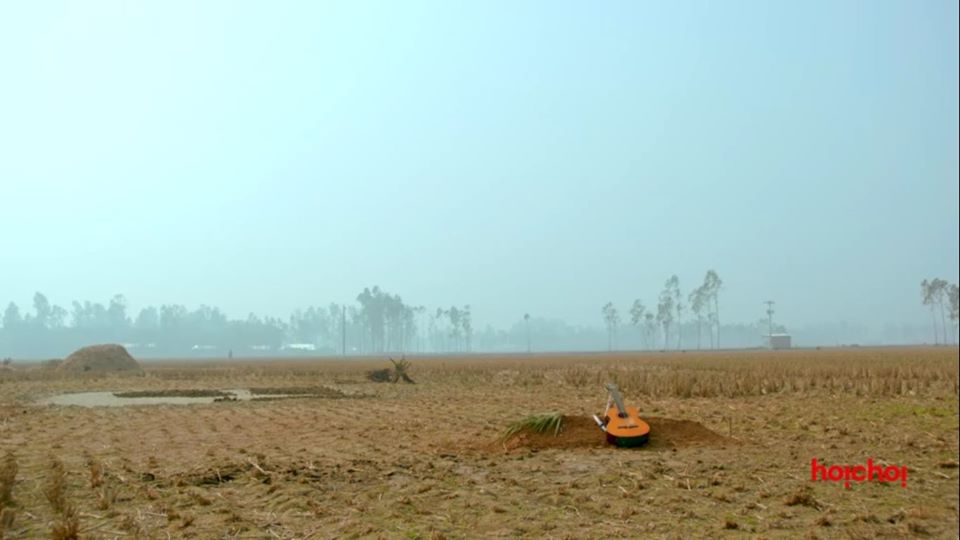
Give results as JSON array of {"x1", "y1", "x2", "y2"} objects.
[{"x1": 0, "y1": 347, "x2": 957, "y2": 538}]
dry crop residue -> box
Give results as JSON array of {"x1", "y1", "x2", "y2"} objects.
[{"x1": 0, "y1": 347, "x2": 955, "y2": 539}]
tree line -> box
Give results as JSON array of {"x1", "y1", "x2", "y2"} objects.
[
  {"x1": 920, "y1": 278, "x2": 959, "y2": 345},
  {"x1": 0, "y1": 286, "x2": 473, "y2": 359},
  {"x1": 602, "y1": 270, "x2": 724, "y2": 351}
]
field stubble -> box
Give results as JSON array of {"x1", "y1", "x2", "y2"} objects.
[{"x1": 0, "y1": 347, "x2": 957, "y2": 538}]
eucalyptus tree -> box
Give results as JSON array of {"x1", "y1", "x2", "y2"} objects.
[
  {"x1": 688, "y1": 285, "x2": 707, "y2": 349},
  {"x1": 629, "y1": 300, "x2": 646, "y2": 350},
  {"x1": 656, "y1": 286, "x2": 674, "y2": 350},
  {"x1": 446, "y1": 306, "x2": 463, "y2": 352},
  {"x1": 921, "y1": 279, "x2": 939, "y2": 344},
  {"x1": 932, "y1": 278, "x2": 950, "y2": 344},
  {"x1": 664, "y1": 275, "x2": 681, "y2": 349},
  {"x1": 703, "y1": 270, "x2": 722, "y2": 348},
  {"x1": 949, "y1": 283, "x2": 959, "y2": 344},
  {"x1": 601, "y1": 302, "x2": 620, "y2": 351},
  {"x1": 643, "y1": 312, "x2": 656, "y2": 349}
]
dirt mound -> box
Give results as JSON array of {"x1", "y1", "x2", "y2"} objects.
[
  {"x1": 499, "y1": 415, "x2": 734, "y2": 451},
  {"x1": 59, "y1": 344, "x2": 143, "y2": 374}
]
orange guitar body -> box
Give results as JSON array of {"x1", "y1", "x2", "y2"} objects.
[{"x1": 603, "y1": 405, "x2": 651, "y2": 447}]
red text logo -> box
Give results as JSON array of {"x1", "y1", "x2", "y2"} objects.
[{"x1": 810, "y1": 458, "x2": 907, "y2": 488}]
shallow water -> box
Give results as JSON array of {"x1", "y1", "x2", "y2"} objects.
[{"x1": 39, "y1": 388, "x2": 281, "y2": 407}]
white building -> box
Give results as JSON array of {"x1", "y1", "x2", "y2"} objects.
[{"x1": 765, "y1": 333, "x2": 792, "y2": 350}]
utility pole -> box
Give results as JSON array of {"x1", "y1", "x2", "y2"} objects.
[
  {"x1": 763, "y1": 300, "x2": 775, "y2": 341},
  {"x1": 341, "y1": 305, "x2": 347, "y2": 357}
]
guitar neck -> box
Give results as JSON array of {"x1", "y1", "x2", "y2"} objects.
[{"x1": 605, "y1": 383, "x2": 628, "y2": 417}]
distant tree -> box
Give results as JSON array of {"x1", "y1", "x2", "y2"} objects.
[
  {"x1": 629, "y1": 300, "x2": 646, "y2": 349},
  {"x1": 601, "y1": 302, "x2": 620, "y2": 351},
  {"x1": 433, "y1": 308, "x2": 445, "y2": 351},
  {"x1": 656, "y1": 293, "x2": 672, "y2": 350},
  {"x1": 446, "y1": 306, "x2": 463, "y2": 352},
  {"x1": 664, "y1": 275, "x2": 681, "y2": 349},
  {"x1": 135, "y1": 306, "x2": 160, "y2": 344},
  {"x1": 461, "y1": 305, "x2": 473, "y2": 352},
  {"x1": 411, "y1": 305, "x2": 426, "y2": 353},
  {"x1": 2, "y1": 303, "x2": 21, "y2": 330},
  {"x1": 107, "y1": 294, "x2": 129, "y2": 334},
  {"x1": 703, "y1": 270, "x2": 723, "y2": 349},
  {"x1": 931, "y1": 278, "x2": 949, "y2": 344},
  {"x1": 921, "y1": 279, "x2": 939, "y2": 345},
  {"x1": 949, "y1": 283, "x2": 959, "y2": 344},
  {"x1": 32, "y1": 292, "x2": 52, "y2": 328},
  {"x1": 523, "y1": 313, "x2": 531, "y2": 353},
  {"x1": 643, "y1": 312, "x2": 656, "y2": 349},
  {"x1": 49, "y1": 304, "x2": 67, "y2": 329},
  {"x1": 688, "y1": 285, "x2": 707, "y2": 349}
]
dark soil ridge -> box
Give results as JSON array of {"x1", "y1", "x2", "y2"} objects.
[
  {"x1": 247, "y1": 386, "x2": 352, "y2": 397},
  {"x1": 114, "y1": 389, "x2": 231, "y2": 398}
]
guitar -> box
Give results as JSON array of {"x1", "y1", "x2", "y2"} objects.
[{"x1": 593, "y1": 383, "x2": 651, "y2": 447}]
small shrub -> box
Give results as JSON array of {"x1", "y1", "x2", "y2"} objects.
[
  {"x1": 502, "y1": 412, "x2": 564, "y2": 440},
  {"x1": 366, "y1": 357, "x2": 415, "y2": 384}
]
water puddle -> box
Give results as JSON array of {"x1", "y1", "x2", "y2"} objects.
[{"x1": 39, "y1": 388, "x2": 322, "y2": 407}]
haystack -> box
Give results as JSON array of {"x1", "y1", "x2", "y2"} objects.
[{"x1": 59, "y1": 344, "x2": 143, "y2": 374}]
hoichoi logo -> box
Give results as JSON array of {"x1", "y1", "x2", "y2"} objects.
[{"x1": 811, "y1": 458, "x2": 908, "y2": 488}]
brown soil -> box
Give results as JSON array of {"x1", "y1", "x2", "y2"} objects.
[
  {"x1": 499, "y1": 415, "x2": 735, "y2": 451},
  {"x1": 58, "y1": 344, "x2": 142, "y2": 374},
  {"x1": 0, "y1": 348, "x2": 955, "y2": 539}
]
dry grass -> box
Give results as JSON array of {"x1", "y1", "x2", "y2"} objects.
[
  {"x1": 502, "y1": 412, "x2": 564, "y2": 439},
  {"x1": 44, "y1": 457, "x2": 79, "y2": 540},
  {"x1": 0, "y1": 453, "x2": 15, "y2": 508},
  {"x1": 0, "y1": 452, "x2": 16, "y2": 540},
  {"x1": 0, "y1": 347, "x2": 956, "y2": 538}
]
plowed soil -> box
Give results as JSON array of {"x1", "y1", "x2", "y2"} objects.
[{"x1": 0, "y1": 347, "x2": 956, "y2": 539}]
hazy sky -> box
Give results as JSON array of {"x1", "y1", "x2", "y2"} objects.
[{"x1": 1, "y1": 1, "x2": 957, "y2": 331}]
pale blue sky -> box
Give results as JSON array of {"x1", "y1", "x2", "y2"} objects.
[{"x1": 1, "y1": 1, "x2": 957, "y2": 330}]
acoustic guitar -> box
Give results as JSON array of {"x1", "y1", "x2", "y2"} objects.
[{"x1": 594, "y1": 383, "x2": 651, "y2": 447}]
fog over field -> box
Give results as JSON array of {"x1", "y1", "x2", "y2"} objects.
[{"x1": 1, "y1": 2, "x2": 957, "y2": 357}]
